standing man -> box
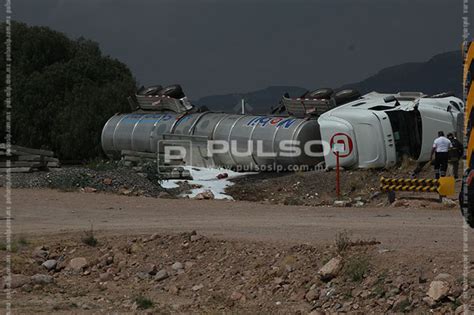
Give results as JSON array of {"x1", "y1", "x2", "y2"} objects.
[
  {"x1": 430, "y1": 131, "x2": 452, "y2": 179},
  {"x1": 447, "y1": 132, "x2": 463, "y2": 179}
]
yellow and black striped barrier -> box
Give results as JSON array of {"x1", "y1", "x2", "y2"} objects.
[
  {"x1": 461, "y1": 41, "x2": 474, "y2": 227},
  {"x1": 380, "y1": 176, "x2": 455, "y2": 196}
]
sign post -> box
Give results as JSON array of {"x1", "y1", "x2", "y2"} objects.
[
  {"x1": 332, "y1": 143, "x2": 345, "y2": 198},
  {"x1": 335, "y1": 151, "x2": 340, "y2": 197},
  {"x1": 330, "y1": 133, "x2": 353, "y2": 199}
]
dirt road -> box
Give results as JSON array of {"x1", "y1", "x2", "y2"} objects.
[
  {"x1": 2, "y1": 188, "x2": 473, "y2": 313},
  {"x1": 4, "y1": 188, "x2": 471, "y2": 252}
]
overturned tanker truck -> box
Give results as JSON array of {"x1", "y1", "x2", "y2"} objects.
[{"x1": 101, "y1": 84, "x2": 463, "y2": 171}]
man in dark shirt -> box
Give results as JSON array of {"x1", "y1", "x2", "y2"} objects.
[{"x1": 447, "y1": 133, "x2": 463, "y2": 179}]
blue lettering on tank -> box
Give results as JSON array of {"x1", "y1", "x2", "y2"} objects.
[
  {"x1": 246, "y1": 116, "x2": 296, "y2": 128},
  {"x1": 121, "y1": 113, "x2": 176, "y2": 124},
  {"x1": 277, "y1": 118, "x2": 296, "y2": 128}
]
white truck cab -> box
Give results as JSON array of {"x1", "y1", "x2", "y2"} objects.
[{"x1": 319, "y1": 92, "x2": 464, "y2": 169}]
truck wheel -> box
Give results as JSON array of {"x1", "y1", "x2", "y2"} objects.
[
  {"x1": 303, "y1": 88, "x2": 334, "y2": 99},
  {"x1": 138, "y1": 85, "x2": 163, "y2": 96},
  {"x1": 334, "y1": 89, "x2": 361, "y2": 105},
  {"x1": 158, "y1": 84, "x2": 185, "y2": 99},
  {"x1": 460, "y1": 172, "x2": 474, "y2": 228}
]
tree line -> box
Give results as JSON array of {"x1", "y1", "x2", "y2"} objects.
[{"x1": 0, "y1": 22, "x2": 136, "y2": 160}]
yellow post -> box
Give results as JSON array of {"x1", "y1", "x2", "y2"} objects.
[{"x1": 438, "y1": 176, "x2": 455, "y2": 196}]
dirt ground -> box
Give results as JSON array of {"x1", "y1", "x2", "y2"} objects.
[
  {"x1": 226, "y1": 163, "x2": 460, "y2": 207},
  {"x1": 5, "y1": 188, "x2": 467, "y2": 250},
  {"x1": 0, "y1": 188, "x2": 473, "y2": 313}
]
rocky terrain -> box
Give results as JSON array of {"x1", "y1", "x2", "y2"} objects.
[
  {"x1": 2, "y1": 164, "x2": 166, "y2": 198},
  {"x1": 1, "y1": 231, "x2": 471, "y2": 314},
  {"x1": 227, "y1": 164, "x2": 460, "y2": 209}
]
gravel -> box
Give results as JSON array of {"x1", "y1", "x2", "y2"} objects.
[{"x1": 1, "y1": 166, "x2": 166, "y2": 197}]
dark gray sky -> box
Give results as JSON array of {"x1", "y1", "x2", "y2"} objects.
[{"x1": 15, "y1": 0, "x2": 465, "y2": 98}]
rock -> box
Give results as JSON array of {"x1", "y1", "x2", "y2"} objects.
[
  {"x1": 305, "y1": 289, "x2": 319, "y2": 302},
  {"x1": 155, "y1": 269, "x2": 169, "y2": 282},
  {"x1": 274, "y1": 277, "x2": 284, "y2": 285},
  {"x1": 392, "y1": 295, "x2": 410, "y2": 312},
  {"x1": 308, "y1": 311, "x2": 324, "y2": 315},
  {"x1": 392, "y1": 199, "x2": 409, "y2": 207},
  {"x1": 117, "y1": 260, "x2": 127, "y2": 271},
  {"x1": 354, "y1": 201, "x2": 365, "y2": 207},
  {"x1": 136, "y1": 272, "x2": 150, "y2": 280},
  {"x1": 318, "y1": 256, "x2": 343, "y2": 281},
  {"x1": 442, "y1": 198, "x2": 457, "y2": 208},
  {"x1": 99, "y1": 272, "x2": 113, "y2": 282},
  {"x1": 427, "y1": 280, "x2": 450, "y2": 302},
  {"x1": 142, "y1": 263, "x2": 157, "y2": 275},
  {"x1": 68, "y1": 257, "x2": 88, "y2": 272},
  {"x1": 31, "y1": 274, "x2": 54, "y2": 285},
  {"x1": 105, "y1": 256, "x2": 114, "y2": 265},
  {"x1": 158, "y1": 191, "x2": 172, "y2": 199},
  {"x1": 194, "y1": 190, "x2": 214, "y2": 200},
  {"x1": 83, "y1": 186, "x2": 97, "y2": 193},
  {"x1": 32, "y1": 246, "x2": 49, "y2": 263},
  {"x1": 184, "y1": 261, "x2": 195, "y2": 269},
  {"x1": 192, "y1": 284, "x2": 204, "y2": 291},
  {"x1": 41, "y1": 259, "x2": 57, "y2": 271},
  {"x1": 119, "y1": 188, "x2": 132, "y2": 196},
  {"x1": 333, "y1": 200, "x2": 351, "y2": 207},
  {"x1": 455, "y1": 305, "x2": 466, "y2": 315},
  {"x1": 103, "y1": 178, "x2": 113, "y2": 185},
  {"x1": 190, "y1": 235, "x2": 202, "y2": 242},
  {"x1": 171, "y1": 262, "x2": 183, "y2": 270},
  {"x1": 216, "y1": 173, "x2": 228, "y2": 179},
  {"x1": 423, "y1": 296, "x2": 436, "y2": 307},
  {"x1": 230, "y1": 291, "x2": 243, "y2": 301},
  {"x1": 128, "y1": 243, "x2": 141, "y2": 254},
  {"x1": 393, "y1": 275, "x2": 407, "y2": 289},
  {"x1": 169, "y1": 285, "x2": 179, "y2": 295},
  {"x1": 434, "y1": 273, "x2": 454, "y2": 285},
  {"x1": 7, "y1": 274, "x2": 31, "y2": 289}
]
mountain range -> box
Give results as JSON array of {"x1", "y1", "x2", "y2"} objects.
[{"x1": 194, "y1": 50, "x2": 462, "y2": 114}]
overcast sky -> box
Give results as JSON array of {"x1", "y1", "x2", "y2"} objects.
[{"x1": 14, "y1": 0, "x2": 467, "y2": 98}]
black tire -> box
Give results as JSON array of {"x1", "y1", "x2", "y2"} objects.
[
  {"x1": 334, "y1": 89, "x2": 361, "y2": 105},
  {"x1": 158, "y1": 84, "x2": 185, "y2": 99},
  {"x1": 138, "y1": 85, "x2": 163, "y2": 96},
  {"x1": 304, "y1": 88, "x2": 334, "y2": 99},
  {"x1": 460, "y1": 173, "x2": 474, "y2": 228}
]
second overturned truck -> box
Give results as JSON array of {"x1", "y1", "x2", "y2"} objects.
[{"x1": 101, "y1": 85, "x2": 463, "y2": 171}]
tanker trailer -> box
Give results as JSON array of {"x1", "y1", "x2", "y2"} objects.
[{"x1": 101, "y1": 85, "x2": 328, "y2": 171}]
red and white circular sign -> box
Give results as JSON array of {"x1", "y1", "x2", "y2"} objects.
[{"x1": 330, "y1": 133, "x2": 353, "y2": 158}]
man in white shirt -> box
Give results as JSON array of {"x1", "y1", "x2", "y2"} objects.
[{"x1": 430, "y1": 131, "x2": 452, "y2": 179}]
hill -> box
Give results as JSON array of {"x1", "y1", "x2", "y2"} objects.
[
  {"x1": 341, "y1": 51, "x2": 461, "y2": 96},
  {"x1": 195, "y1": 51, "x2": 461, "y2": 114}
]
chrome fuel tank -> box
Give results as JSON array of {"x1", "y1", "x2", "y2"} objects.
[{"x1": 101, "y1": 112, "x2": 323, "y2": 168}]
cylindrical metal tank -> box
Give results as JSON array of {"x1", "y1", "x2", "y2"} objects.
[{"x1": 101, "y1": 111, "x2": 323, "y2": 169}]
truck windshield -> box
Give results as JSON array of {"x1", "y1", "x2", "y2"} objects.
[{"x1": 386, "y1": 109, "x2": 422, "y2": 160}]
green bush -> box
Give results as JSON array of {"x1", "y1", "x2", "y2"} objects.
[
  {"x1": 0, "y1": 22, "x2": 136, "y2": 160},
  {"x1": 344, "y1": 255, "x2": 370, "y2": 282},
  {"x1": 134, "y1": 295, "x2": 153, "y2": 309}
]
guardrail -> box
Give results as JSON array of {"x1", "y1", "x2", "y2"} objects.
[{"x1": 380, "y1": 176, "x2": 455, "y2": 202}]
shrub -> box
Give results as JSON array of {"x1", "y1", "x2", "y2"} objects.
[
  {"x1": 344, "y1": 255, "x2": 370, "y2": 282},
  {"x1": 134, "y1": 295, "x2": 153, "y2": 309}
]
